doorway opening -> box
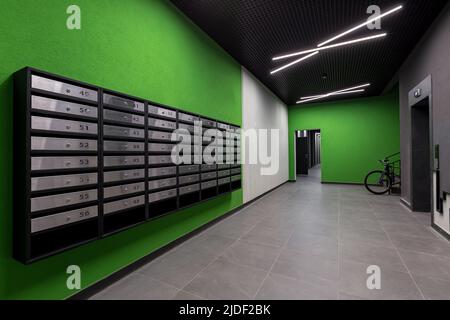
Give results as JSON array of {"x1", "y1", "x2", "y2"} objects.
[
  {"x1": 411, "y1": 98, "x2": 432, "y2": 212},
  {"x1": 295, "y1": 129, "x2": 321, "y2": 179}
]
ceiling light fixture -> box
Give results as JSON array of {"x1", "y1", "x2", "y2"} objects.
[
  {"x1": 270, "y1": 51, "x2": 319, "y2": 75},
  {"x1": 329, "y1": 89, "x2": 366, "y2": 95},
  {"x1": 296, "y1": 83, "x2": 370, "y2": 104},
  {"x1": 300, "y1": 89, "x2": 365, "y2": 100},
  {"x1": 317, "y1": 5, "x2": 403, "y2": 47},
  {"x1": 300, "y1": 89, "x2": 366, "y2": 100},
  {"x1": 297, "y1": 89, "x2": 366, "y2": 104},
  {"x1": 273, "y1": 33, "x2": 387, "y2": 61}
]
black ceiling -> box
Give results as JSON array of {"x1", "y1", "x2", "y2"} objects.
[{"x1": 170, "y1": 0, "x2": 447, "y2": 105}]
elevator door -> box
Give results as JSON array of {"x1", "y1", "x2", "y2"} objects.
[{"x1": 411, "y1": 99, "x2": 431, "y2": 212}]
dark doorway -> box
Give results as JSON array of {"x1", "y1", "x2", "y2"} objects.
[
  {"x1": 296, "y1": 130, "x2": 321, "y2": 176},
  {"x1": 411, "y1": 99, "x2": 432, "y2": 212},
  {"x1": 296, "y1": 133, "x2": 309, "y2": 175}
]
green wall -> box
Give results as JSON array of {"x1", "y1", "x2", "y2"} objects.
[
  {"x1": 288, "y1": 90, "x2": 400, "y2": 183},
  {"x1": 0, "y1": 0, "x2": 242, "y2": 299}
]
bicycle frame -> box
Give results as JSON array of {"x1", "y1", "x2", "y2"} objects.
[{"x1": 383, "y1": 162, "x2": 401, "y2": 187}]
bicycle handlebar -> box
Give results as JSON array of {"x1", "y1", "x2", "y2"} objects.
[
  {"x1": 385, "y1": 152, "x2": 400, "y2": 160},
  {"x1": 379, "y1": 152, "x2": 400, "y2": 165}
]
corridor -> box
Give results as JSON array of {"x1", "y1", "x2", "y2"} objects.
[{"x1": 91, "y1": 167, "x2": 450, "y2": 300}]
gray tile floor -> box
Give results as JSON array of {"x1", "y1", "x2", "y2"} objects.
[{"x1": 91, "y1": 166, "x2": 450, "y2": 300}]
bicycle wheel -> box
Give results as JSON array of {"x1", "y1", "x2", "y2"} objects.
[{"x1": 364, "y1": 170, "x2": 392, "y2": 195}]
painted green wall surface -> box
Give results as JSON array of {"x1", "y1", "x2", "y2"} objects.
[
  {"x1": 0, "y1": 0, "x2": 242, "y2": 299},
  {"x1": 288, "y1": 91, "x2": 400, "y2": 183}
]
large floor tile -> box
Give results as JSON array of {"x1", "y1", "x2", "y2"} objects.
[
  {"x1": 339, "y1": 216, "x2": 384, "y2": 233},
  {"x1": 255, "y1": 273, "x2": 338, "y2": 300},
  {"x1": 181, "y1": 234, "x2": 236, "y2": 257},
  {"x1": 413, "y1": 275, "x2": 450, "y2": 300},
  {"x1": 367, "y1": 197, "x2": 401, "y2": 206},
  {"x1": 411, "y1": 212, "x2": 432, "y2": 226},
  {"x1": 340, "y1": 199, "x2": 371, "y2": 209},
  {"x1": 293, "y1": 219, "x2": 338, "y2": 239},
  {"x1": 340, "y1": 241, "x2": 407, "y2": 273},
  {"x1": 339, "y1": 209, "x2": 378, "y2": 221},
  {"x1": 300, "y1": 212, "x2": 339, "y2": 225},
  {"x1": 221, "y1": 240, "x2": 281, "y2": 271},
  {"x1": 172, "y1": 290, "x2": 205, "y2": 300},
  {"x1": 340, "y1": 226, "x2": 392, "y2": 248},
  {"x1": 258, "y1": 214, "x2": 303, "y2": 230},
  {"x1": 205, "y1": 219, "x2": 254, "y2": 239},
  {"x1": 339, "y1": 260, "x2": 423, "y2": 300},
  {"x1": 90, "y1": 273, "x2": 178, "y2": 300},
  {"x1": 399, "y1": 250, "x2": 450, "y2": 281},
  {"x1": 183, "y1": 258, "x2": 267, "y2": 300},
  {"x1": 137, "y1": 247, "x2": 216, "y2": 289},
  {"x1": 374, "y1": 211, "x2": 417, "y2": 223},
  {"x1": 227, "y1": 207, "x2": 268, "y2": 226},
  {"x1": 286, "y1": 231, "x2": 339, "y2": 260},
  {"x1": 254, "y1": 201, "x2": 298, "y2": 216},
  {"x1": 304, "y1": 203, "x2": 340, "y2": 214},
  {"x1": 380, "y1": 221, "x2": 439, "y2": 239},
  {"x1": 390, "y1": 234, "x2": 450, "y2": 258},
  {"x1": 242, "y1": 224, "x2": 293, "y2": 247},
  {"x1": 272, "y1": 249, "x2": 339, "y2": 282},
  {"x1": 338, "y1": 292, "x2": 365, "y2": 300}
]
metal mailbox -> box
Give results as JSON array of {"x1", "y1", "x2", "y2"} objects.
[
  {"x1": 148, "y1": 178, "x2": 177, "y2": 190},
  {"x1": 104, "y1": 169, "x2": 145, "y2": 183},
  {"x1": 31, "y1": 173, "x2": 98, "y2": 192},
  {"x1": 148, "y1": 189, "x2": 177, "y2": 203},
  {"x1": 148, "y1": 166, "x2": 177, "y2": 178},
  {"x1": 31, "y1": 156, "x2": 98, "y2": 171},
  {"x1": 30, "y1": 189, "x2": 98, "y2": 213},
  {"x1": 104, "y1": 155, "x2": 145, "y2": 168},
  {"x1": 32, "y1": 75, "x2": 98, "y2": 102},
  {"x1": 103, "y1": 93, "x2": 144, "y2": 113},
  {"x1": 31, "y1": 116, "x2": 98, "y2": 135},
  {"x1": 103, "y1": 140, "x2": 145, "y2": 153},
  {"x1": 104, "y1": 195, "x2": 145, "y2": 215},
  {"x1": 31, "y1": 136, "x2": 98, "y2": 151},
  {"x1": 31, "y1": 206, "x2": 98, "y2": 233},
  {"x1": 31, "y1": 95, "x2": 98, "y2": 119},
  {"x1": 103, "y1": 109, "x2": 145, "y2": 126},
  {"x1": 104, "y1": 182, "x2": 145, "y2": 199},
  {"x1": 148, "y1": 105, "x2": 176, "y2": 119}
]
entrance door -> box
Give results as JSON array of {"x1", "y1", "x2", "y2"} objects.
[
  {"x1": 411, "y1": 99, "x2": 431, "y2": 212},
  {"x1": 296, "y1": 134, "x2": 309, "y2": 175}
]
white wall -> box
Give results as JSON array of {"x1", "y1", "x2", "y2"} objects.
[{"x1": 241, "y1": 68, "x2": 289, "y2": 203}]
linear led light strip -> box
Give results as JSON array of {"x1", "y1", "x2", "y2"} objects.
[
  {"x1": 270, "y1": 5, "x2": 403, "y2": 74},
  {"x1": 273, "y1": 33, "x2": 387, "y2": 61},
  {"x1": 270, "y1": 34, "x2": 386, "y2": 74},
  {"x1": 296, "y1": 84, "x2": 371, "y2": 104},
  {"x1": 301, "y1": 89, "x2": 366, "y2": 100},
  {"x1": 270, "y1": 52, "x2": 319, "y2": 74},
  {"x1": 318, "y1": 5, "x2": 403, "y2": 47}
]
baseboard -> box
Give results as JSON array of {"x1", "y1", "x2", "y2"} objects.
[
  {"x1": 400, "y1": 197, "x2": 412, "y2": 210},
  {"x1": 321, "y1": 181, "x2": 364, "y2": 186},
  {"x1": 68, "y1": 181, "x2": 288, "y2": 300},
  {"x1": 432, "y1": 223, "x2": 450, "y2": 241}
]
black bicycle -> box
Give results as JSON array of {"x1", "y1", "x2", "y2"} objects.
[{"x1": 364, "y1": 153, "x2": 401, "y2": 195}]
